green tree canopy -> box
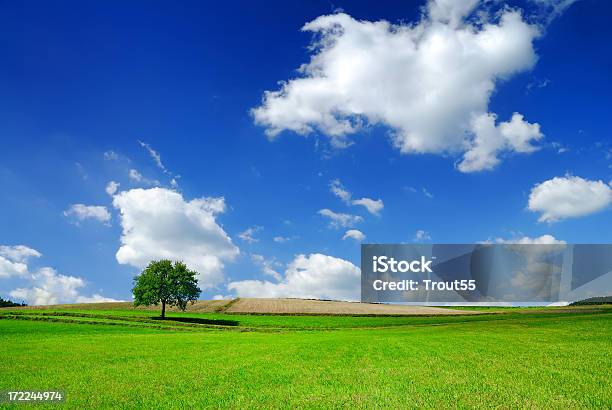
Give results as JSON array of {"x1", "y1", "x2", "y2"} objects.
[{"x1": 132, "y1": 260, "x2": 201, "y2": 318}]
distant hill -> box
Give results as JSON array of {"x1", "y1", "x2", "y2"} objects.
[{"x1": 570, "y1": 296, "x2": 612, "y2": 306}]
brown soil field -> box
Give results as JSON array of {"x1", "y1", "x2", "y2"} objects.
[{"x1": 222, "y1": 298, "x2": 478, "y2": 315}]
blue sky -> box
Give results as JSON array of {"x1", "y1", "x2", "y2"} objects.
[{"x1": 1, "y1": 0, "x2": 611, "y2": 304}]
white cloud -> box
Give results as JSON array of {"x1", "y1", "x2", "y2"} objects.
[
  {"x1": 9, "y1": 267, "x2": 85, "y2": 305},
  {"x1": 0, "y1": 245, "x2": 40, "y2": 279},
  {"x1": 129, "y1": 169, "x2": 142, "y2": 182},
  {"x1": 138, "y1": 140, "x2": 180, "y2": 188},
  {"x1": 228, "y1": 253, "x2": 360, "y2": 301},
  {"x1": 414, "y1": 230, "x2": 432, "y2": 242},
  {"x1": 484, "y1": 234, "x2": 567, "y2": 295},
  {"x1": 330, "y1": 179, "x2": 352, "y2": 203},
  {"x1": 106, "y1": 181, "x2": 120, "y2": 196},
  {"x1": 238, "y1": 226, "x2": 262, "y2": 243},
  {"x1": 422, "y1": 188, "x2": 434, "y2": 199},
  {"x1": 252, "y1": 2, "x2": 543, "y2": 171},
  {"x1": 531, "y1": 0, "x2": 579, "y2": 23},
  {"x1": 351, "y1": 198, "x2": 384, "y2": 215},
  {"x1": 112, "y1": 188, "x2": 239, "y2": 287},
  {"x1": 9, "y1": 267, "x2": 120, "y2": 306},
  {"x1": 75, "y1": 162, "x2": 88, "y2": 180},
  {"x1": 0, "y1": 245, "x2": 41, "y2": 263},
  {"x1": 138, "y1": 140, "x2": 167, "y2": 173},
  {"x1": 490, "y1": 234, "x2": 565, "y2": 245},
  {"x1": 2, "y1": 245, "x2": 118, "y2": 305},
  {"x1": 103, "y1": 150, "x2": 119, "y2": 161},
  {"x1": 328, "y1": 179, "x2": 384, "y2": 214},
  {"x1": 458, "y1": 112, "x2": 543, "y2": 172},
  {"x1": 528, "y1": 175, "x2": 612, "y2": 222},
  {"x1": 273, "y1": 236, "x2": 293, "y2": 243},
  {"x1": 64, "y1": 204, "x2": 111, "y2": 225},
  {"x1": 0, "y1": 256, "x2": 29, "y2": 279},
  {"x1": 128, "y1": 169, "x2": 159, "y2": 186},
  {"x1": 212, "y1": 294, "x2": 232, "y2": 300},
  {"x1": 194, "y1": 196, "x2": 227, "y2": 215},
  {"x1": 251, "y1": 254, "x2": 282, "y2": 281},
  {"x1": 74, "y1": 294, "x2": 122, "y2": 303},
  {"x1": 342, "y1": 229, "x2": 365, "y2": 242},
  {"x1": 317, "y1": 209, "x2": 363, "y2": 228}
]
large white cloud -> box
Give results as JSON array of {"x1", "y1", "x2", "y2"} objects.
[
  {"x1": 228, "y1": 253, "x2": 360, "y2": 301},
  {"x1": 112, "y1": 188, "x2": 239, "y2": 287},
  {"x1": 528, "y1": 175, "x2": 612, "y2": 222},
  {"x1": 252, "y1": 1, "x2": 543, "y2": 171},
  {"x1": 1, "y1": 245, "x2": 119, "y2": 305}
]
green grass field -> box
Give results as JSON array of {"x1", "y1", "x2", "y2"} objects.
[{"x1": 1, "y1": 305, "x2": 611, "y2": 408}]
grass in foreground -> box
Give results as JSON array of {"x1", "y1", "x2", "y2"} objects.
[{"x1": 0, "y1": 305, "x2": 611, "y2": 408}]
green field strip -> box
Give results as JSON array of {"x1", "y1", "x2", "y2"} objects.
[{"x1": 0, "y1": 312, "x2": 255, "y2": 332}]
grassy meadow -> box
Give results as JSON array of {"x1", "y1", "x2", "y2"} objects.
[{"x1": 1, "y1": 304, "x2": 611, "y2": 408}]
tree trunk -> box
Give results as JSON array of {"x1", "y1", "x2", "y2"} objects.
[{"x1": 161, "y1": 300, "x2": 166, "y2": 319}]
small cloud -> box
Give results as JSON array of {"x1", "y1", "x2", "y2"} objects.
[
  {"x1": 413, "y1": 230, "x2": 431, "y2": 242},
  {"x1": 106, "y1": 181, "x2": 120, "y2": 196},
  {"x1": 330, "y1": 179, "x2": 352, "y2": 204},
  {"x1": 404, "y1": 186, "x2": 433, "y2": 199},
  {"x1": 129, "y1": 169, "x2": 143, "y2": 182},
  {"x1": 342, "y1": 229, "x2": 365, "y2": 242},
  {"x1": 103, "y1": 150, "x2": 119, "y2": 161},
  {"x1": 273, "y1": 236, "x2": 291, "y2": 243},
  {"x1": 526, "y1": 77, "x2": 551, "y2": 93},
  {"x1": 138, "y1": 140, "x2": 179, "y2": 188},
  {"x1": 550, "y1": 141, "x2": 569, "y2": 154},
  {"x1": 213, "y1": 294, "x2": 233, "y2": 300},
  {"x1": 351, "y1": 198, "x2": 384, "y2": 215},
  {"x1": 64, "y1": 204, "x2": 111, "y2": 226},
  {"x1": 318, "y1": 209, "x2": 363, "y2": 229},
  {"x1": 128, "y1": 169, "x2": 159, "y2": 186},
  {"x1": 75, "y1": 162, "x2": 88, "y2": 180},
  {"x1": 251, "y1": 254, "x2": 282, "y2": 281},
  {"x1": 238, "y1": 226, "x2": 263, "y2": 243},
  {"x1": 138, "y1": 140, "x2": 167, "y2": 173},
  {"x1": 487, "y1": 234, "x2": 565, "y2": 245},
  {"x1": 329, "y1": 179, "x2": 383, "y2": 214}
]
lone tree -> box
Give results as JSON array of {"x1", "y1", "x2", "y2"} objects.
[{"x1": 132, "y1": 260, "x2": 201, "y2": 318}]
